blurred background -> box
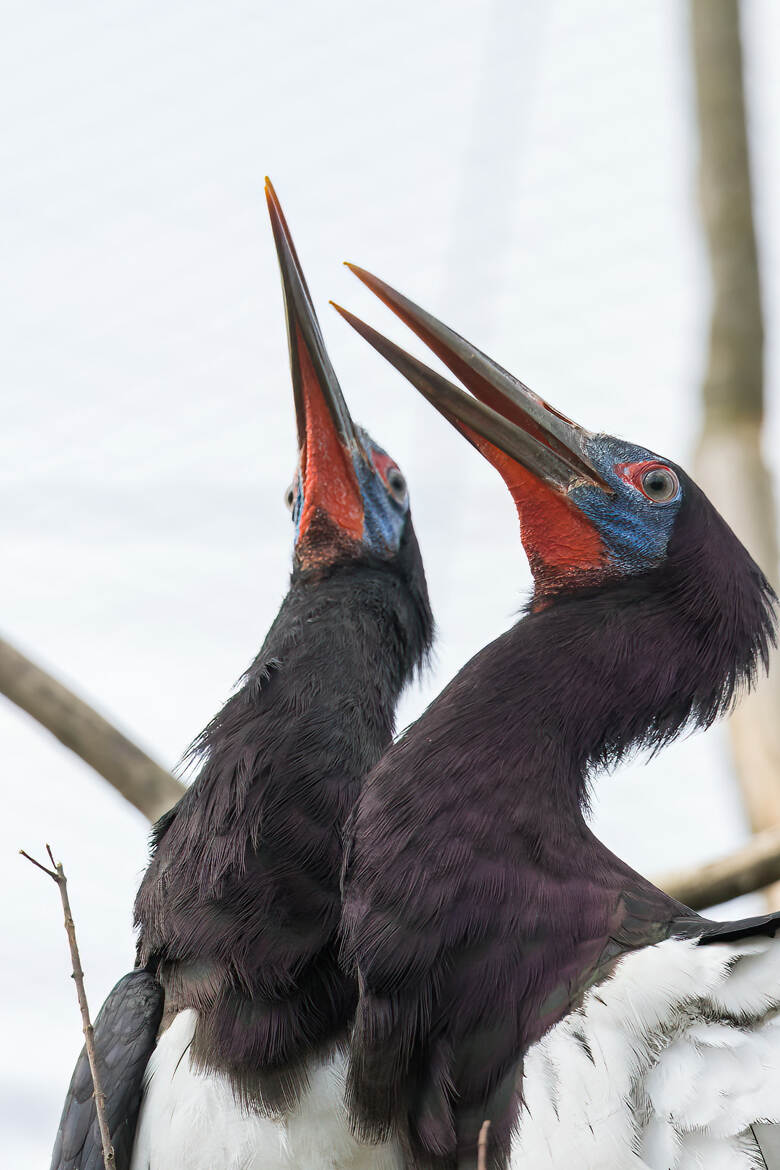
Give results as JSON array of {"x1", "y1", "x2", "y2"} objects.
[{"x1": 3, "y1": 0, "x2": 780, "y2": 1162}]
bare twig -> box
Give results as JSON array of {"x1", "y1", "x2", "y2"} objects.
[
  {"x1": 0, "y1": 633, "x2": 184, "y2": 822},
  {"x1": 477, "y1": 1119, "x2": 491, "y2": 1170},
  {"x1": 21, "y1": 847, "x2": 115, "y2": 1170}
]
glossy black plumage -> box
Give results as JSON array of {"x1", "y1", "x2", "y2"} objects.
[
  {"x1": 342, "y1": 473, "x2": 775, "y2": 1169},
  {"x1": 335, "y1": 283, "x2": 778, "y2": 1169},
  {"x1": 136, "y1": 536, "x2": 431, "y2": 1110},
  {"x1": 53, "y1": 537, "x2": 431, "y2": 1169}
]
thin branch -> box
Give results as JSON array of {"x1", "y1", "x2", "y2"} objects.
[
  {"x1": 19, "y1": 848, "x2": 58, "y2": 879},
  {"x1": 477, "y1": 1119, "x2": 491, "y2": 1170},
  {"x1": 0, "y1": 633, "x2": 185, "y2": 822},
  {"x1": 21, "y1": 847, "x2": 115, "y2": 1169}
]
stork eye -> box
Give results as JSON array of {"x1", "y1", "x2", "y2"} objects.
[
  {"x1": 386, "y1": 467, "x2": 407, "y2": 498},
  {"x1": 640, "y1": 466, "x2": 679, "y2": 503}
]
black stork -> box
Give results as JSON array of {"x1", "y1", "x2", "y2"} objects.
[
  {"x1": 50, "y1": 187, "x2": 432, "y2": 1170},
  {"x1": 332, "y1": 270, "x2": 780, "y2": 1170}
]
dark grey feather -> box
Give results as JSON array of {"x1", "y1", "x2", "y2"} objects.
[{"x1": 50, "y1": 971, "x2": 163, "y2": 1170}]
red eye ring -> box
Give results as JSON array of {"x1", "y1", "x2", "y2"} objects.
[
  {"x1": 371, "y1": 450, "x2": 407, "y2": 499},
  {"x1": 616, "y1": 461, "x2": 680, "y2": 504}
]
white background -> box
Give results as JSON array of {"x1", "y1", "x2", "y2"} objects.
[{"x1": 3, "y1": 2, "x2": 780, "y2": 1163}]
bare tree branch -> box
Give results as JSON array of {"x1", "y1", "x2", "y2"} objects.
[
  {"x1": 0, "y1": 633, "x2": 184, "y2": 822},
  {"x1": 21, "y1": 847, "x2": 116, "y2": 1169},
  {"x1": 654, "y1": 823, "x2": 780, "y2": 910},
  {"x1": 690, "y1": 0, "x2": 780, "y2": 906}
]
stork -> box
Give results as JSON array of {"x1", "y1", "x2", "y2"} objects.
[
  {"x1": 50, "y1": 188, "x2": 432, "y2": 1170},
  {"x1": 333, "y1": 270, "x2": 780, "y2": 1170}
]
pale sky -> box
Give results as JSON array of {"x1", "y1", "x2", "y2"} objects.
[{"x1": 3, "y1": 1, "x2": 780, "y2": 1163}]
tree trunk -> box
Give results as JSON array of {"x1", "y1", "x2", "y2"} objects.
[{"x1": 690, "y1": 0, "x2": 780, "y2": 906}]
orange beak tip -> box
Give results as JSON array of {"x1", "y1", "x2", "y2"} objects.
[
  {"x1": 265, "y1": 178, "x2": 283, "y2": 218},
  {"x1": 344, "y1": 261, "x2": 370, "y2": 282}
]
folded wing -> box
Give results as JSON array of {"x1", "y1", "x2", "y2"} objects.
[
  {"x1": 51, "y1": 971, "x2": 163, "y2": 1170},
  {"x1": 515, "y1": 934, "x2": 780, "y2": 1170}
]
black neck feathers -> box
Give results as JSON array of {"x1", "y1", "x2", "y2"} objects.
[{"x1": 135, "y1": 519, "x2": 432, "y2": 1111}]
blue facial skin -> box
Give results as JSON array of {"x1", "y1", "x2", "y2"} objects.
[
  {"x1": 289, "y1": 425, "x2": 409, "y2": 559},
  {"x1": 569, "y1": 434, "x2": 683, "y2": 575},
  {"x1": 290, "y1": 477, "x2": 304, "y2": 542},
  {"x1": 353, "y1": 429, "x2": 409, "y2": 557}
]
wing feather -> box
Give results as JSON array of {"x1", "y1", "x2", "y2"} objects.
[
  {"x1": 513, "y1": 937, "x2": 780, "y2": 1170},
  {"x1": 51, "y1": 971, "x2": 163, "y2": 1170}
]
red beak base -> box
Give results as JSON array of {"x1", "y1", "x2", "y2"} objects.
[
  {"x1": 293, "y1": 326, "x2": 364, "y2": 567},
  {"x1": 472, "y1": 439, "x2": 605, "y2": 593}
]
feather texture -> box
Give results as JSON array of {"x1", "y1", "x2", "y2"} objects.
[
  {"x1": 135, "y1": 534, "x2": 431, "y2": 1112},
  {"x1": 128, "y1": 935, "x2": 780, "y2": 1170},
  {"x1": 341, "y1": 472, "x2": 778, "y2": 1168},
  {"x1": 51, "y1": 973, "x2": 163, "y2": 1170},
  {"x1": 129, "y1": 1012, "x2": 402, "y2": 1170},
  {"x1": 52, "y1": 527, "x2": 431, "y2": 1170},
  {"x1": 514, "y1": 936, "x2": 780, "y2": 1169}
]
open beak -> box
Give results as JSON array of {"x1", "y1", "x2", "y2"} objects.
[
  {"x1": 338, "y1": 265, "x2": 611, "y2": 496},
  {"x1": 332, "y1": 269, "x2": 611, "y2": 589},
  {"x1": 265, "y1": 179, "x2": 364, "y2": 554}
]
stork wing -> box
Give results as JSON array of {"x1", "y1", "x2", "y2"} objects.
[
  {"x1": 50, "y1": 970, "x2": 163, "y2": 1170},
  {"x1": 686, "y1": 907, "x2": 780, "y2": 944},
  {"x1": 343, "y1": 841, "x2": 780, "y2": 1170},
  {"x1": 515, "y1": 932, "x2": 780, "y2": 1169}
]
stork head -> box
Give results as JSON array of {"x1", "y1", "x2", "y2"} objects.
[
  {"x1": 334, "y1": 269, "x2": 776, "y2": 739},
  {"x1": 265, "y1": 184, "x2": 413, "y2": 577},
  {"x1": 331, "y1": 269, "x2": 693, "y2": 597}
]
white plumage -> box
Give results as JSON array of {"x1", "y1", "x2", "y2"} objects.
[
  {"x1": 129, "y1": 935, "x2": 780, "y2": 1169},
  {"x1": 513, "y1": 934, "x2": 780, "y2": 1169},
  {"x1": 129, "y1": 1012, "x2": 401, "y2": 1170}
]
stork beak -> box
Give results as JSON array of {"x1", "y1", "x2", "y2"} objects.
[
  {"x1": 339, "y1": 265, "x2": 611, "y2": 496},
  {"x1": 265, "y1": 179, "x2": 364, "y2": 558},
  {"x1": 332, "y1": 270, "x2": 611, "y2": 589}
]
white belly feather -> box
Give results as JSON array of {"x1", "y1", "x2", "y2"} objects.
[
  {"x1": 129, "y1": 1011, "x2": 401, "y2": 1170},
  {"x1": 130, "y1": 936, "x2": 780, "y2": 1169},
  {"x1": 513, "y1": 934, "x2": 780, "y2": 1169}
]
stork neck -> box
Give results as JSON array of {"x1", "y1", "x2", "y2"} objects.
[
  {"x1": 419, "y1": 564, "x2": 716, "y2": 839},
  {"x1": 209, "y1": 564, "x2": 411, "y2": 788},
  {"x1": 443, "y1": 618, "x2": 594, "y2": 830},
  {"x1": 135, "y1": 551, "x2": 430, "y2": 951},
  {"x1": 173, "y1": 559, "x2": 422, "y2": 865},
  {"x1": 133, "y1": 532, "x2": 433, "y2": 1103}
]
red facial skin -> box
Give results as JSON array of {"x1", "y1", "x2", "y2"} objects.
[
  {"x1": 463, "y1": 425, "x2": 605, "y2": 595},
  {"x1": 295, "y1": 328, "x2": 364, "y2": 566}
]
